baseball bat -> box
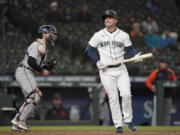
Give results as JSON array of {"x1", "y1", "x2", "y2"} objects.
[{"x1": 99, "y1": 53, "x2": 153, "y2": 70}]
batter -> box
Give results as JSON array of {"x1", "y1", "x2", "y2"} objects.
[{"x1": 86, "y1": 10, "x2": 140, "y2": 133}]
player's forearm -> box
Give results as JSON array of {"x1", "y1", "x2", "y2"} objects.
[
  {"x1": 27, "y1": 56, "x2": 42, "y2": 72},
  {"x1": 85, "y1": 44, "x2": 100, "y2": 63},
  {"x1": 124, "y1": 45, "x2": 137, "y2": 58}
]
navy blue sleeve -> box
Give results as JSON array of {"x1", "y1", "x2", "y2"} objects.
[
  {"x1": 124, "y1": 45, "x2": 137, "y2": 58},
  {"x1": 27, "y1": 56, "x2": 42, "y2": 72},
  {"x1": 85, "y1": 44, "x2": 100, "y2": 63}
]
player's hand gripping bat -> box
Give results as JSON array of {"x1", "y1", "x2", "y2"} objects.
[{"x1": 98, "y1": 53, "x2": 153, "y2": 70}]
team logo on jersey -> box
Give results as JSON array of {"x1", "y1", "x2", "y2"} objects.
[{"x1": 100, "y1": 41, "x2": 123, "y2": 47}]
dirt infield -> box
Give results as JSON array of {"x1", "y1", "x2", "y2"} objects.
[{"x1": 1, "y1": 131, "x2": 180, "y2": 135}]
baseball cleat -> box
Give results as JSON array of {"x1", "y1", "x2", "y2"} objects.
[
  {"x1": 11, "y1": 124, "x2": 30, "y2": 132},
  {"x1": 116, "y1": 126, "x2": 123, "y2": 133},
  {"x1": 17, "y1": 121, "x2": 29, "y2": 130},
  {"x1": 125, "y1": 122, "x2": 136, "y2": 132},
  {"x1": 11, "y1": 119, "x2": 18, "y2": 125},
  {"x1": 22, "y1": 121, "x2": 30, "y2": 128},
  {"x1": 12, "y1": 119, "x2": 29, "y2": 129}
]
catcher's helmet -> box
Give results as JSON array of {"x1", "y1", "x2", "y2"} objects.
[
  {"x1": 38, "y1": 25, "x2": 58, "y2": 46},
  {"x1": 102, "y1": 10, "x2": 119, "y2": 20}
]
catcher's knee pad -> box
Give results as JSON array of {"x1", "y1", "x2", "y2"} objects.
[
  {"x1": 34, "y1": 92, "x2": 41, "y2": 104},
  {"x1": 34, "y1": 88, "x2": 43, "y2": 104},
  {"x1": 26, "y1": 90, "x2": 42, "y2": 105}
]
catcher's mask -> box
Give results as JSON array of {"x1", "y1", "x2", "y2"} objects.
[{"x1": 38, "y1": 25, "x2": 58, "y2": 46}]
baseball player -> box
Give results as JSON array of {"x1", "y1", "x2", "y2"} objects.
[
  {"x1": 85, "y1": 10, "x2": 141, "y2": 133},
  {"x1": 11, "y1": 25, "x2": 57, "y2": 131}
]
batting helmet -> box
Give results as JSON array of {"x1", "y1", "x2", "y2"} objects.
[
  {"x1": 38, "y1": 25, "x2": 58, "y2": 46},
  {"x1": 102, "y1": 10, "x2": 119, "y2": 20}
]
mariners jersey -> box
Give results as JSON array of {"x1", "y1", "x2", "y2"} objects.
[
  {"x1": 21, "y1": 39, "x2": 47, "y2": 70},
  {"x1": 89, "y1": 28, "x2": 132, "y2": 65}
]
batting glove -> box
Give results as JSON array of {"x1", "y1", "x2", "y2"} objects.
[{"x1": 134, "y1": 52, "x2": 143, "y2": 62}]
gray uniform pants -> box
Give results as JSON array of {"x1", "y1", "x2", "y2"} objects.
[
  {"x1": 14, "y1": 67, "x2": 37, "y2": 121},
  {"x1": 15, "y1": 67, "x2": 37, "y2": 98}
]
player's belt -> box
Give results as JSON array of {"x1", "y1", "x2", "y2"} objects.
[
  {"x1": 108, "y1": 63, "x2": 121, "y2": 68},
  {"x1": 19, "y1": 63, "x2": 33, "y2": 72}
]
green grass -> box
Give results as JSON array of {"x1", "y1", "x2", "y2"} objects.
[{"x1": 0, "y1": 126, "x2": 180, "y2": 131}]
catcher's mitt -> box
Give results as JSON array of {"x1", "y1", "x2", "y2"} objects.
[{"x1": 43, "y1": 57, "x2": 57, "y2": 72}]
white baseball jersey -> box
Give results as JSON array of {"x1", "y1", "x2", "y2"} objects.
[
  {"x1": 21, "y1": 39, "x2": 47, "y2": 69},
  {"x1": 88, "y1": 27, "x2": 132, "y2": 76}
]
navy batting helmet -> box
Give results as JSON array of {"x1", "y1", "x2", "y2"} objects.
[
  {"x1": 38, "y1": 25, "x2": 58, "y2": 46},
  {"x1": 102, "y1": 10, "x2": 119, "y2": 20}
]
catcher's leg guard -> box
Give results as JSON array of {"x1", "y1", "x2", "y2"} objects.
[{"x1": 18, "y1": 90, "x2": 42, "y2": 121}]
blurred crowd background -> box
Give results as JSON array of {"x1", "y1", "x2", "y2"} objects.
[{"x1": 0, "y1": 0, "x2": 180, "y2": 76}]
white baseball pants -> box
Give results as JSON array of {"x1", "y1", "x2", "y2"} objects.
[{"x1": 99, "y1": 69, "x2": 133, "y2": 128}]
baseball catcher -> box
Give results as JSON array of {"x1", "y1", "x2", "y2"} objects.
[{"x1": 11, "y1": 25, "x2": 58, "y2": 131}]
